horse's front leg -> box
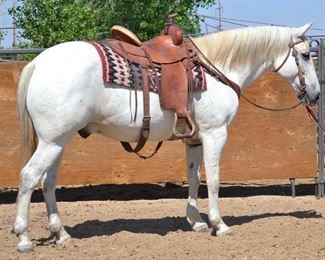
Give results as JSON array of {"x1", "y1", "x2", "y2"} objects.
[
  {"x1": 186, "y1": 143, "x2": 209, "y2": 232},
  {"x1": 41, "y1": 152, "x2": 71, "y2": 245},
  {"x1": 200, "y1": 125, "x2": 232, "y2": 236}
]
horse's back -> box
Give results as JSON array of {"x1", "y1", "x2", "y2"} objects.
[{"x1": 34, "y1": 41, "x2": 100, "y2": 75}]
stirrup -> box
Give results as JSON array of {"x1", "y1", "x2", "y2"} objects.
[{"x1": 173, "y1": 112, "x2": 196, "y2": 139}]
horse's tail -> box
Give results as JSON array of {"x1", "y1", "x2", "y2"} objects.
[{"x1": 17, "y1": 61, "x2": 37, "y2": 165}]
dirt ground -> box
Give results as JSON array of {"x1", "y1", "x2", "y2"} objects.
[{"x1": 1, "y1": 183, "x2": 325, "y2": 260}]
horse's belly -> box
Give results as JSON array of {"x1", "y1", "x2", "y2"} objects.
[
  {"x1": 87, "y1": 92, "x2": 176, "y2": 142},
  {"x1": 90, "y1": 88, "x2": 177, "y2": 142},
  {"x1": 91, "y1": 117, "x2": 176, "y2": 142}
]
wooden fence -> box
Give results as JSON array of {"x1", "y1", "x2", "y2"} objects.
[{"x1": 0, "y1": 62, "x2": 317, "y2": 187}]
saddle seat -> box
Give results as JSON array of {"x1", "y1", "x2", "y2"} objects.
[
  {"x1": 110, "y1": 25, "x2": 142, "y2": 46},
  {"x1": 109, "y1": 25, "x2": 194, "y2": 64}
]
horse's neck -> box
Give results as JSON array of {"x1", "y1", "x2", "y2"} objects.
[
  {"x1": 228, "y1": 60, "x2": 273, "y2": 89},
  {"x1": 195, "y1": 27, "x2": 291, "y2": 90},
  {"x1": 206, "y1": 57, "x2": 273, "y2": 94}
]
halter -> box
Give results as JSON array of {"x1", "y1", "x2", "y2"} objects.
[{"x1": 273, "y1": 36, "x2": 307, "y2": 100}]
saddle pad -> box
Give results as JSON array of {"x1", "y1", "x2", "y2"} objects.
[{"x1": 89, "y1": 40, "x2": 207, "y2": 92}]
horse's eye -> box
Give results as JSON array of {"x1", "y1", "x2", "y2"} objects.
[{"x1": 301, "y1": 52, "x2": 310, "y2": 60}]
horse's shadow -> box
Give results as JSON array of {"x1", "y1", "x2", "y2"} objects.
[
  {"x1": 63, "y1": 210, "x2": 322, "y2": 239},
  {"x1": 65, "y1": 216, "x2": 191, "y2": 238}
]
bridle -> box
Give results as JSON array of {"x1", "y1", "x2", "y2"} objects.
[
  {"x1": 272, "y1": 36, "x2": 323, "y2": 130},
  {"x1": 273, "y1": 36, "x2": 307, "y2": 101}
]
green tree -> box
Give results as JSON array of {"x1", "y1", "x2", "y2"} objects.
[
  {"x1": 94, "y1": 0, "x2": 214, "y2": 41},
  {"x1": 10, "y1": 0, "x2": 214, "y2": 48},
  {"x1": 9, "y1": 0, "x2": 100, "y2": 48}
]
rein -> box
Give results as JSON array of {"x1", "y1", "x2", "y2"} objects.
[
  {"x1": 305, "y1": 106, "x2": 325, "y2": 133},
  {"x1": 189, "y1": 36, "x2": 313, "y2": 115},
  {"x1": 240, "y1": 94, "x2": 303, "y2": 111},
  {"x1": 273, "y1": 36, "x2": 307, "y2": 100},
  {"x1": 241, "y1": 36, "x2": 307, "y2": 112}
]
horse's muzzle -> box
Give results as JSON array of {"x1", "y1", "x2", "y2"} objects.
[{"x1": 304, "y1": 92, "x2": 320, "y2": 106}]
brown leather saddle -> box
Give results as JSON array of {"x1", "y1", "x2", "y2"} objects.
[
  {"x1": 106, "y1": 16, "x2": 199, "y2": 156},
  {"x1": 109, "y1": 25, "x2": 196, "y2": 117}
]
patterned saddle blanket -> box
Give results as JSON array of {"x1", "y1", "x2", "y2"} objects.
[{"x1": 90, "y1": 39, "x2": 207, "y2": 100}]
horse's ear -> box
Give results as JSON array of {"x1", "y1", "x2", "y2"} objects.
[{"x1": 293, "y1": 23, "x2": 312, "y2": 36}]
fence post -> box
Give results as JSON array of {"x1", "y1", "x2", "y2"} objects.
[{"x1": 317, "y1": 38, "x2": 325, "y2": 198}]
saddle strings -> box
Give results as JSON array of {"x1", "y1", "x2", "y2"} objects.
[{"x1": 117, "y1": 41, "x2": 138, "y2": 123}]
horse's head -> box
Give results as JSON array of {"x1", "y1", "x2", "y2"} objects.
[{"x1": 273, "y1": 23, "x2": 320, "y2": 106}]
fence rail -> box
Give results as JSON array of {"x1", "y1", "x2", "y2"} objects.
[{"x1": 0, "y1": 48, "x2": 45, "y2": 55}]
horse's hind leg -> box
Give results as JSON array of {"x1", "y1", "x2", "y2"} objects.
[
  {"x1": 41, "y1": 152, "x2": 71, "y2": 245},
  {"x1": 12, "y1": 141, "x2": 64, "y2": 253},
  {"x1": 186, "y1": 144, "x2": 209, "y2": 232}
]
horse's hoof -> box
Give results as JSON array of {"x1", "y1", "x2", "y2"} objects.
[
  {"x1": 192, "y1": 222, "x2": 210, "y2": 233},
  {"x1": 217, "y1": 227, "x2": 233, "y2": 236},
  {"x1": 210, "y1": 226, "x2": 233, "y2": 236},
  {"x1": 210, "y1": 227, "x2": 217, "y2": 236},
  {"x1": 55, "y1": 232, "x2": 71, "y2": 245},
  {"x1": 17, "y1": 241, "x2": 33, "y2": 253}
]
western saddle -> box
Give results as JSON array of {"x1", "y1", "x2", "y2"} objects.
[{"x1": 106, "y1": 15, "x2": 199, "y2": 157}]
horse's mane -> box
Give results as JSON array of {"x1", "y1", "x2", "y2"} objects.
[{"x1": 192, "y1": 26, "x2": 293, "y2": 71}]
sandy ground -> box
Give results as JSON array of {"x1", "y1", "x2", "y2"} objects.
[{"x1": 1, "y1": 184, "x2": 325, "y2": 260}]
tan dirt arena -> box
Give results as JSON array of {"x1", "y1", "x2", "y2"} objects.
[{"x1": 1, "y1": 183, "x2": 325, "y2": 259}]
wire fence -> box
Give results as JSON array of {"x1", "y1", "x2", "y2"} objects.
[{"x1": 199, "y1": 15, "x2": 325, "y2": 33}]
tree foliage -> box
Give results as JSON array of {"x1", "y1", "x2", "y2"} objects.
[
  {"x1": 10, "y1": 0, "x2": 214, "y2": 48},
  {"x1": 94, "y1": 0, "x2": 214, "y2": 41},
  {"x1": 9, "y1": 0, "x2": 100, "y2": 48}
]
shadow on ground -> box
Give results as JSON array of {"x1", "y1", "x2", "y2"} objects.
[
  {"x1": 56, "y1": 210, "x2": 321, "y2": 239},
  {"x1": 0, "y1": 182, "x2": 317, "y2": 204}
]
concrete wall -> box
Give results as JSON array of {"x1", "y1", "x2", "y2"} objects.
[{"x1": 0, "y1": 62, "x2": 317, "y2": 187}]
